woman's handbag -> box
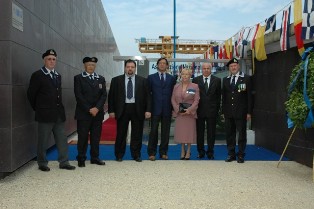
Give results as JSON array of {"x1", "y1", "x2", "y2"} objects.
[{"x1": 179, "y1": 103, "x2": 192, "y2": 113}]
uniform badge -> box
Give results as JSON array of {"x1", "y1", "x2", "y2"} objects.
[
  {"x1": 99, "y1": 84, "x2": 102, "y2": 89},
  {"x1": 237, "y1": 84, "x2": 246, "y2": 92}
]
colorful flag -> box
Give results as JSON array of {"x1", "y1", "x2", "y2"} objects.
[
  {"x1": 234, "y1": 28, "x2": 245, "y2": 57},
  {"x1": 218, "y1": 44, "x2": 224, "y2": 59},
  {"x1": 265, "y1": 14, "x2": 276, "y2": 34},
  {"x1": 238, "y1": 28, "x2": 251, "y2": 58},
  {"x1": 294, "y1": 0, "x2": 305, "y2": 56},
  {"x1": 302, "y1": 0, "x2": 314, "y2": 40},
  {"x1": 249, "y1": 24, "x2": 260, "y2": 49},
  {"x1": 255, "y1": 25, "x2": 267, "y2": 61},
  {"x1": 280, "y1": 6, "x2": 291, "y2": 51},
  {"x1": 204, "y1": 49, "x2": 209, "y2": 59},
  {"x1": 225, "y1": 38, "x2": 232, "y2": 59},
  {"x1": 213, "y1": 45, "x2": 219, "y2": 67}
]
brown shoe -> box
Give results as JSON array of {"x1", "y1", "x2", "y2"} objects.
[
  {"x1": 149, "y1": 156, "x2": 156, "y2": 161},
  {"x1": 160, "y1": 154, "x2": 168, "y2": 160}
]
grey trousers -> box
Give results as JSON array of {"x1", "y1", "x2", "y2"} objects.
[{"x1": 37, "y1": 117, "x2": 69, "y2": 167}]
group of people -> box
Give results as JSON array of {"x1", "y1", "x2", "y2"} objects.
[{"x1": 27, "y1": 49, "x2": 252, "y2": 172}]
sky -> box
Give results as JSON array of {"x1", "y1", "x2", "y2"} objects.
[{"x1": 101, "y1": 0, "x2": 294, "y2": 58}]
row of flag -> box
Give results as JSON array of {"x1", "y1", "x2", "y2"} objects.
[{"x1": 201, "y1": 0, "x2": 314, "y2": 62}]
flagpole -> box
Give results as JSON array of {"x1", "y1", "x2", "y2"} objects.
[
  {"x1": 173, "y1": 0, "x2": 176, "y2": 75},
  {"x1": 277, "y1": 126, "x2": 296, "y2": 168}
]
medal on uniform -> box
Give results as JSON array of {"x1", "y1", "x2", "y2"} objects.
[{"x1": 238, "y1": 84, "x2": 246, "y2": 92}]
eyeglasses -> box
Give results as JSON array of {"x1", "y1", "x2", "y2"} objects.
[{"x1": 47, "y1": 58, "x2": 56, "y2": 61}]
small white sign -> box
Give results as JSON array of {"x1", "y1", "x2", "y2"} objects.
[
  {"x1": 138, "y1": 60, "x2": 144, "y2": 65},
  {"x1": 12, "y1": 3, "x2": 23, "y2": 32}
]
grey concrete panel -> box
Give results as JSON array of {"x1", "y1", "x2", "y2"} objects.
[
  {"x1": 11, "y1": 42, "x2": 42, "y2": 85},
  {"x1": 0, "y1": 41, "x2": 12, "y2": 84},
  {"x1": 12, "y1": 85, "x2": 34, "y2": 128},
  {"x1": 11, "y1": 123, "x2": 37, "y2": 171},
  {"x1": 0, "y1": 128, "x2": 11, "y2": 172},
  {"x1": 0, "y1": 85, "x2": 11, "y2": 129},
  {"x1": 0, "y1": 0, "x2": 11, "y2": 40}
]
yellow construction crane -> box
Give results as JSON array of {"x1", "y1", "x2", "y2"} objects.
[{"x1": 135, "y1": 36, "x2": 220, "y2": 58}]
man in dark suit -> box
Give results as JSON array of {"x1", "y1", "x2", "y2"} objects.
[
  {"x1": 74, "y1": 57, "x2": 107, "y2": 167},
  {"x1": 192, "y1": 62, "x2": 221, "y2": 160},
  {"x1": 147, "y1": 58, "x2": 176, "y2": 161},
  {"x1": 222, "y1": 58, "x2": 253, "y2": 163},
  {"x1": 27, "y1": 49, "x2": 75, "y2": 171},
  {"x1": 108, "y1": 59, "x2": 151, "y2": 162}
]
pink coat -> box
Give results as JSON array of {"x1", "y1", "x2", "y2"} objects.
[{"x1": 171, "y1": 82, "x2": 200, "y2": 118}]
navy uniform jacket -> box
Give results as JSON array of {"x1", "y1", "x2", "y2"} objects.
[
  {"x1": 192, "y1": 75, "x2": 221, "y2": 118},
  {"x1": 147, "y1": 72, "x2": 176, "y2": 117},
  {"x1": 108, "y1": 74, "x2": 151, "y2": 120},
  {"x1": 222, "y1": 72, "x2": 253, "y2": 119},
  {"x1": 74, "y1": 72, "x2": 107, "y2": 121},
  {"x1": 27, "y1": 67, "x2": 65, "y2": 122}
]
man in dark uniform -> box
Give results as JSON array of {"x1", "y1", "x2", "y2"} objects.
[
  {"x1": 27, "y1": 49, "x2": 75, "y2": 171},
  {"x1": 222, "y1": 57, "x2": 253, "y2": 163},
  {"x1": 192, "y1": 62, "x2": 221, "y2": 160},
  {"x1": 74, "y1": 57, "x2": 107, "y2": 167},
  {"x1": 108, "y1": 59, "x2": 151, "y2": 162}
]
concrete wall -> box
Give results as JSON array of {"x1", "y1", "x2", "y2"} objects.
[
  {"x1": 0, "y1": 0, "x2": 120, "y2": 173},
  {"x1": 253, "y1": 27, "x2": 314, "y2": 167}
]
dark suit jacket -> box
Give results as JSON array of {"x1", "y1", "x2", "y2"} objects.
[
  {"x1": 222, "y1": 72, "x2": 253, "y2": 119},
  {"x1": 192, "y1": 75, "x2": 221, "y2": 118},
  {"x1": 147, "y1": 72, "x2": 176, "y2": 116},
  {"x1": 108, "y1": 74, "x2": 151, "y2": 120},
  {"x1": 74, "y1": 72, "x2": 107, "y2": 121},
  {"x1": 27, "y1": 67, "x2": 66, "y2": 122}
]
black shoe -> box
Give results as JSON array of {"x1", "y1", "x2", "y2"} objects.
[
  {"x1": 149, "y1": 156, "x2": 156, "y2": 161},
  {"x1": 91, "y1": 159, "x2": 105, "y2": 165},
  {"x1": 207, "y1": 154, "x2": 214, "y2": 160},
  {"x1": 59, "y1": 164, "x2": 76, "y2": 170},
  {"x1": 237, "y1": 156, "x2": 245, "y2": 163},
  {"x1": 134, "y1": 157, "x2": 142, "y2": 162},
  {"x1": 197, "y1": 153, "x2": 205, "y2": 159},
  {"x1": 180, "y1": 150, "x2": 186, "y2": 160},
  {"x1": 184, "y1": 153, "x2": 191, "y2": 160},
  {"x1": 116, "y1": 158, "x2": 123, "y2": 162},
  {"x1": 225, "y1": 155, "x2": 236, "y2": 162},
  {"x1": 78, "y1": 161, "x2": 85, "y2": 167},
  {"x1": 38, "y1": 165, "x2": 50, "y2": 172},
  {"x1": 160, "y1": 154, "x2": 168, "y2": 160}
]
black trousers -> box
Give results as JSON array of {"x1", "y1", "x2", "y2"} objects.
[
  {"x1": 115, "y1": 104, "x2": 144, "y2": 159},
  {"x1": 76, "y1": 119, "x2": 102, "y2": 161},
  {"x1": 147, "y1": 115, "x2": 171, "y2": 156},
  {"x1": 225, "y1": 117, "x2": 247, "y2": 156},
  {"x1": 196, "y1": 117, "x2": 217, "y2": 155}
]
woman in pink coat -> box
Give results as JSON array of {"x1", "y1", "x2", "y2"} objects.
[{"x1": 171, "y1": 68, "x2": 200, "y2": 160}]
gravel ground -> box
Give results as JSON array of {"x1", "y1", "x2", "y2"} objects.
[{"x1": 0, "y1": 160, "x2": 313, "y2": 209}]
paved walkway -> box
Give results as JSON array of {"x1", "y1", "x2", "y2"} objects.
[{"x1": 0, "y1": 160, "x2": 313, "y2": 209}]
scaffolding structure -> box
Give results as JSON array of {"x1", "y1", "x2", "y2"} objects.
[{"x1": 135, "y1": 36, "x2": 222, "y2": 58}]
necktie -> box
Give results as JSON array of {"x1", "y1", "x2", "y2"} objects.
[
  {"x1": 160, "y1": 73, "x2": 165, "y2": 83},
  {"x1": 89, "y1": 75, "x2": 94, "y2": 80},
  {"x1": 127, "y1": 77, "x2": 133, "y2": 99},
  {"x1": 204, "y1": 77, "x2": 209, "y2": 93},
  {"x1": 231, "y1": 75, "x2": 236, "y2": 90},
  {"x1": 51, "y1": 71, "x2": 57, "y2": 85}
]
